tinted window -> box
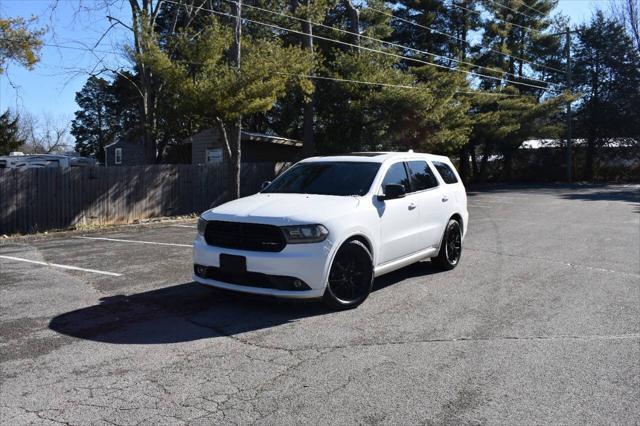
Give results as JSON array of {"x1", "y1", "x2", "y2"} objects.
[
  {"x1": 263, "y1": 161, "x2": 380, "y2": 196},
  {"x1": 381, "y1": 162, "x2": 410, "y2": 193},
  {"x1": 406, "y1": 161, "x2": 439, "y2": 191},
  {"x1": 432, "y1": 161, "x2": 459, "y2": 184}
]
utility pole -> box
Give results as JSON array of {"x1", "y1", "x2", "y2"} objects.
[
  {"x1": 229, "y1": 0, "x2": 242, "y2": 199},
  {"x1": 291, "y1": 0, "x2": 315, "y2": 157},
  {"x1": 565, "y1": 26, "x2": 573, "y2": 183}
]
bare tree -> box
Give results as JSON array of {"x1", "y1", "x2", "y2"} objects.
[
  {"x1": 18, "y1": 112, "x2": 72, "y2": 154},
  {"x1": 62, "y1": 0, "x2": 210, "y2": 163}
]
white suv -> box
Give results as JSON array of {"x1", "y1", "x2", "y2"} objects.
[{"x1": 193, "y1": 152, "x2": 468, "y2": 309}]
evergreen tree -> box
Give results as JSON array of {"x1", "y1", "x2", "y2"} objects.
[
  {"x1": 0, "y1": 16, "x2": 45, "y2": 74},
  {"x1": 143, "y1": 16, "x2": 314, "y2": 196},
  {"x1": 572, "y1": 11, "x2": 640, "y2": 179},
  {"x1": 71, "y1": 76, "x2": 137, "y2": 162},
  {"x1": 464, "y1": 90, "x2": 566, "y2": 181},
  {"x1": 0, "y1": 110, "x2": 24, "y2": 155},
  {"x1": 477, "y1": 0, "x2": 559, "y2": 93}
]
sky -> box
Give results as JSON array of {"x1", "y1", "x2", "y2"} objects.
[{"x1": 0, "y1": 0, "x2": 612, "y2": 131}]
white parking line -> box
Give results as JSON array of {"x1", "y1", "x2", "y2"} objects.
[
  {"x1": 75, "y1": 236, "x2": 191, "y2": 247},
  {"x1": 0, "y1": 255, "x2": 123, "y2": 277},
  {"x1": 169, "y1": 224, "x2": 195, "y2": 228}
]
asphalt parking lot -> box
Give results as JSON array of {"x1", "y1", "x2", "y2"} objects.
[{"x1": 1, "y1": 184, "x2": 639, "y2": 425}]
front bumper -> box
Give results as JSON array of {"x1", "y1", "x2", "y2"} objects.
[{"x1": 192, "y1": 235, "x2": 333, "y2": 299}]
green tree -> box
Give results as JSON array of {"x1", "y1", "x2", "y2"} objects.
[
  {"x1": 390, "y1": 0, "x2": 482, "y2": 60},
  {"x1": 0, "y1": 16, "x2": 45, "y2": 74},
  {"x1": 144, "y1": 17, "x2": 314, "y2": 197},
  {"x1": 465, "y1": 90, "x2": 567, "y2": 181},
  {"x1": 0, "y1": 110, "x2": 25, "y2": 155},
  {"x1": 315, "y1": 50, "x2": 471, "y2": 155},
  {"x1": 71, "y1": 74, "x2": 139, "y2": 162},
  {"x1": 304, "y1": 0, "x2": 472, "y2": 155},
  {"x1": 71, "y1": 77, "x2": 119, "y2": 162},
  {"x1": 477, "y1": 0, "x2": 560, "y2": 92},
  {"x1": 572, "y1": 11, "x2": 640, "y2": 180}
]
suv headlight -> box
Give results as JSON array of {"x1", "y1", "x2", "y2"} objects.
[
  {"x1": 197, "y1": 217, "x2": 207, "y2": 236},
  {"x1": 281, "y1": 224, "x2": 329, "y2": 244}
]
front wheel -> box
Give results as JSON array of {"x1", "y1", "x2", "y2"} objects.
[
  {"x1": 432, "y1": 219, "x2": 463, "y2": 270},
  {"x1": 323, "y1": 240, "x2": 374, "y2": 310}
]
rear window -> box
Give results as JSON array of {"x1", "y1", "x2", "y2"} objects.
[{"x1": 432, "y1": 161, "x2": 459, "y2": 184}]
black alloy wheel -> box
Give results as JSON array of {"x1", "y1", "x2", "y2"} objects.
[
  {"x1": 432, "y1": 219, "x2": 463, "y2": 270},
  {"x1": 323, "y1": 240, "x2": 374, "y2": 310}
]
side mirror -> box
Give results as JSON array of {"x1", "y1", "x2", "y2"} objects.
[
  {"x1": 378, "y1": 183, "x2": 406, "y2": 201},
  {"x1": 261, "y1": 180, "x2": 272, "y2": 190}
]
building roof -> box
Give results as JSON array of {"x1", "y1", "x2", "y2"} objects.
[
  {"x1": 241, "y1": 131, "x2": 302, "y2": 147},
  {"x1": 521, "y1": 138, "x2": 635, "y2": 149}
]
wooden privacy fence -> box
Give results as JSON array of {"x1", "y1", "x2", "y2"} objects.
[{"x1": 0, "y1": 162, "x2": 281, "y2": 235}]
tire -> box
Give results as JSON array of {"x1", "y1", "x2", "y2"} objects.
[
  {"x1": 432, "y1": 219, "x2": 463, "y2": 271},
  {"x1": 323, "y1": 240, "x2": 374, "y2": 310}
]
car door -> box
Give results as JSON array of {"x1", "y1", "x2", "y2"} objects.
[
  {"x1": 406, "y1": 160, "x2": 450, "y2": 249},
  {"x1": 377, "y1": 162, "x2": 423, "y2": 264}
]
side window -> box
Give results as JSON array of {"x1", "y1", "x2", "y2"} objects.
[
  {"x1": 115, "y1": 148, "x2": 123, "y2": 165},
  {"x1": 432, "y1": 161, "x2": 459, "y2": 184},
  {"x1": 406, "y1": 161, "x2": 439, "y2": 191},
  {"x1": 381, "y1": 162, "x2": 410, "y2": 193}
]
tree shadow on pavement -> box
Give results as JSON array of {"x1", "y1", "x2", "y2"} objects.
[
  {"x1": 559, "y1": 188, "x2": 639, "y2": 205},
  {"x1": 49, "y1": 261, "x2": 442, "y2": 345}
]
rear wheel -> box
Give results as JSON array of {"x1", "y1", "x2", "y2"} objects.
[
  {"x1": 323, "y1": 240, "x2": 374, "y2": 310},
  {"x1": 432, "y1": 219, "x2": 462, "y2": 270}
]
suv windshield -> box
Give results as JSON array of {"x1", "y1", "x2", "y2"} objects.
[{"x1": 263, "y1": 162, "x2": 381, "y2": 196}]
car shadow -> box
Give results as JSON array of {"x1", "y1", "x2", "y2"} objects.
[{"x1": 48, "y1": 261, "x2": 442, "y2": 345}]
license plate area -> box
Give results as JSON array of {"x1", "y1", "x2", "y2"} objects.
[{"x1": 219, "y1": 254, "x2": 247, "y2": 275}]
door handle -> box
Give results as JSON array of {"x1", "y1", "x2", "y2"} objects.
[
  {"x1": 442, "y1": 196, "x2": 449, "y2": 202},
  {"x1": 408, "y1": 203, "x2": 417, "y2": 210}
]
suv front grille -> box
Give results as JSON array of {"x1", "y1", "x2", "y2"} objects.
[{"x1": 204, "y1": 220, "x2": 286, "y2": 252}]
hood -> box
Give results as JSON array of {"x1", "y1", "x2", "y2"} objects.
[{"x1": 202, "y1": 193, "x2": 361, "y2": 225}]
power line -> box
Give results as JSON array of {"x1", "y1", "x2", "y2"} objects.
[
  {"x1": 483, "y1": 0, "x2": 538, "y2": 22},
  {"x1": 7, "y1": 37, "x2": 529, "y2": 97},
  {"x1": 448, "y1": 0, "x2": 544, "y2": 35},
  {"x1": 164, "y1": 0, "x2": 558, "y2": 92},
  {"x1": 9, "y1": 13, "x2": 552, "y2": 97},
  {"x1": 512, "y1": 0, "x2": 546, "y2": 16},
  {"x1": 0, "y1": 39, "x2": 117, "y2": 56},
  {"x1": 226, "y1": 0, "x2": 553, "y2": 87},
  {"x1": 42, "y1": 43, "x2": 117, "y2": 56},
  {"x1": 364, "y1": 3, "x2": 563, "y2": 74},
  {"x1": 276, "y1": 71, "x2": 527, "y2": 97}
]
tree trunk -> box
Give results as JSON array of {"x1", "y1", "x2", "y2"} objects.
[
  {"x1": 470, "y1": 142, "x2": 478, "y2": 181},
  {"x1": 458, "y1": 146, "x2": 469, "y2": 182},
  {"x1": 478, "y1": 142, "x2": 491, "y2": 183},
  {"x1": 502, "y1": 150, "x2": 513, "y2": 181},
  {"x1": 291, "y1": 0, "x2": 315, "y2": 157},
  {"x1": 228, "y1": 0, "x2": 242, "y2": 199},
  {"x1": 343, "y1": 0, "x2": 360, "y2": 46},
  {"x1": 585, "y1": 134, "x2": 595, "y2": 181},
  {"x1": 230, "y1": 118, "x2": 242, "y2": 198},
  {"x1": 302, "y1": 17, "x2": 315, "y2": 157}
]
